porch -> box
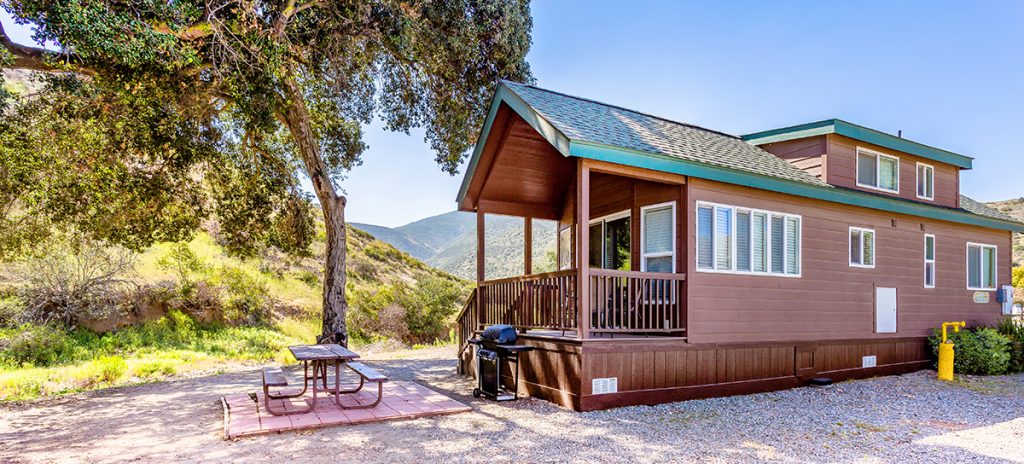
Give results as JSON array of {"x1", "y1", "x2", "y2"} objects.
[{"x1": 454, "y1": 101, "x2": 691, "y2": 359}]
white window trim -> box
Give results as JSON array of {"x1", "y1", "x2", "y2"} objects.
[
  {"x1": 849, "y1": 226, "x2": 876, "y2": 269},
  {"x1": 856, "y1": 147, "x2": 900, "y2": 194},
  {"x1": 966, "y1": 242, "x2": 997, "y2": 291},
  {"x1": 916, "y1": 162, "x2": 935, "y2": 201},
  {"x1": 588, "y1": 209, "x2": 630, "y2": 269},
  {"x1": 695, "y1": 201, "x2": 801, "y2": 278},
  {"x1": 923, "y1": 234, "x2": 935, "y2": 288},
  {"x1": 640, "y1": 201, "x2": 676, "y2": 273}
]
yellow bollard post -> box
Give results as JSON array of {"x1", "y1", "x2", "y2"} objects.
[{"x1": 937, "y1": 321, "x2": 966, "y2": 381}]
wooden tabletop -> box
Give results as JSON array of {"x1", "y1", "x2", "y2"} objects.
[{"x1": 288, "y1": 344, "x2": 360, "y2": 362}]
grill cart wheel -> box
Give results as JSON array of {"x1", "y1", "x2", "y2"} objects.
[{"x1": 472, "y1": 388, "x2": 481, "y2": 398}]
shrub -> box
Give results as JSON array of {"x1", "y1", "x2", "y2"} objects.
[
  {"x1": 0, "y1": 295, "x2": 23, "y2": 328},
  {"x1": 0, "y1": 324, "x2": 68, "y2": 367},
  {"x1": 347, "y1": 275, "x2": 466, "y2": 344},
  {"x1": 997, "y1": 317, "x2": 1024, "y2": 373},
  {"x1": 930, "y1": 327, "x2": 1012, "y2": 375},
  {"x1": 156, "y1": 242, "x2": 206, "y2": 288},
  {"x1": 997, "y1": 317, "x2": 1024, "y2": 343},
  {"x1": 90, "y1": 355, "x2": 127, "y2": 384},
  {"x1": 16, "y1": 242, "x2": 136, "y2": 327},
  {"x1": 133, "y1": 359, "x2": 176, "y2": 379},
  {"x1": 295, "y1": 270, "x2": 319, "y2": 288},
  {"x1": 214, "y1": 266, "x2": 272, "y2": 325}
]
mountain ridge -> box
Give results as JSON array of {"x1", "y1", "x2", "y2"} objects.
[{"x1": 352, "y1": 211, "x2": 557, "y2": 280}]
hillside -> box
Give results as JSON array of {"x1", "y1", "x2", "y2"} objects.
[
  {"x1": 127, "y1": 225, "x2": 469, "y2": 317},
  {"x1": 986, "y1": 198, "x2": 1024, "y2": 266},
  {"x1": 352, "y1": 211, "x2": 557, "y2": 280}
]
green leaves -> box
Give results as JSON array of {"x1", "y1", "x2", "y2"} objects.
[{"x1": 1, "y1": 0, "x2": 532, "y2": 266}]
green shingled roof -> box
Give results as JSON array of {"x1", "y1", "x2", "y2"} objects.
[
  {"x1": 458, "y1": 81, "x2": 1024, "y2": 232},
  {"x1": 502, "y1": 81, "x2": 828, "y2": 187},
  {"x1": 960, "y1": 195, "x2": 1017, "y2": 222}
]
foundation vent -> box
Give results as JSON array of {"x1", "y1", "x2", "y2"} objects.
[
  {"x1": 592, "y1": 377, "x2": 618, "y2": 395},
  {"x1": 862, "y1": 355, "x2": 877, "y2": 368}
]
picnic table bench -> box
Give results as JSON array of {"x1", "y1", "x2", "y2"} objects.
[{"x1": 260, "y1": 344, "x2": 388, "y2": 416}]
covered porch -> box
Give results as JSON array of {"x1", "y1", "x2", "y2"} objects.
[{"x1": 454, "y1": 102, "x2": 689, "y2": 356}]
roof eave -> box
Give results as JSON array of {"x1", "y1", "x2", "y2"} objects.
[{"x1": 570, "y1": 140, "x2": 1023, "y2": 232}]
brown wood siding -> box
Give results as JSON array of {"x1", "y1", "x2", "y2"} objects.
[
  {"x1": 459, "y1": 334, "x2": 582, "y2": 410},
  {"x1": 758, "y1": 136, "x2": 827, "y2": 179},
  {"x1": 586, "y1": 173, "x2": 686, "y2": 273},
  {"x1": 576, "y1": 336, "x2": 930, "y2": 411},
  {"x1": 686, "y1": 178, "x2": 1009, "y2": 344},
  {"x1": 825, "y1": 134, "x2": 960, "y2": 208}
]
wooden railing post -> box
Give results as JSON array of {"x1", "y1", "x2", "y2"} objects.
[
  {"x1": 576, "y1": 159, "x2": 591, "y2": 340},
  {"x1": 476, "y1": 209, "x2": 485, "y2": 330}
]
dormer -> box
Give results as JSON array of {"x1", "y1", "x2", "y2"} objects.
[{"x1": 742, "y1": 119, "x2": 972, "y2": 209}]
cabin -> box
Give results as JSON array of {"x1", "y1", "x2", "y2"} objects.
[{"x1": 453, "y1": 81, "x2": 1024, "y2": 411}]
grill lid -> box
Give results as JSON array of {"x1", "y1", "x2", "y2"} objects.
[{"x1": 480, "y1": 324, "x2": 517, "y2": 344}]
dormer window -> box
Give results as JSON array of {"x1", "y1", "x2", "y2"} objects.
[
  {"x1": 916, "y1": 162, "x2": 934, "y2": 200},
  {"x1": 856, "y1": 148, "x2": 899, "y2": 193}
]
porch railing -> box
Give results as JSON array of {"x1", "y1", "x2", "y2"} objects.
[
  {"x1": 589, "y1": 269, "x2": 686, "y2": 334},
  {"x1": 454, "y1": 268, "x2": 686, "y2": 345},
  {"x1": 479, "y1": 269, "x2": 578, "y2": 331},
  {"x1": 455, "y1": 288, "x2": 478, "y2": 362}
]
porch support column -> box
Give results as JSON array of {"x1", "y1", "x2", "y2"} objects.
[
  {"x1": 575, "y1": 159, "x2": 591, "y2": 339},
  {"x1": 524, "y1": 217, "x2": 532, "y2": 276},
  {"x1": 476, "y1": 208, "x2": 485, "y2": 329}
]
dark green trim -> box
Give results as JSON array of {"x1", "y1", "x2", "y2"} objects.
[
  {"x1": 742, "y1": 119, "x2": 974, "y2": 169},
  {"x1": 456, "y1": 83, "x2": 570, "y2": 205},
  {"x1": 570, "y1": 140, "x2": 1023, "y2": 232}
]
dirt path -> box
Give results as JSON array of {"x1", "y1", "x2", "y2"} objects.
[{"x1": 1, "y1": 346, "x2": 1022, "y2": 463}]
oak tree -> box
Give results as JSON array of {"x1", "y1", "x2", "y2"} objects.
[{"x1": 0, "y1": 0, "x2": 533, "y2": 344}]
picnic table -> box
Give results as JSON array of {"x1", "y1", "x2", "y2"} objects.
[{"x1": 261, "y1": 344, "x2": 387, "y2": 416}]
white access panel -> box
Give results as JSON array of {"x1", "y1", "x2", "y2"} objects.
[{"x1": 876, "y1": 287, "x2": 897, "y2": 333}]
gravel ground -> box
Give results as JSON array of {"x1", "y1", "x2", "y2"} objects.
[{"x1": 1, "y1": 345, "x2": 1022, "y2": 463}]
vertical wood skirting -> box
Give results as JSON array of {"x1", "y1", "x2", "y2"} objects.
[
  {"x1": 524, "y1": 217, "x2": 533, "y2": 275},
  {"x1": 576, "y1": 159, "x2": 591, "y2": 339}
]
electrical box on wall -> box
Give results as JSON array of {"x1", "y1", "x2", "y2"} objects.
[
  {"x1": 1000, "y1": 286, "x2": 1015, "y2": 315},
  {"x1": 862, "y1": 355, "x2": 877, "y2": 368}
]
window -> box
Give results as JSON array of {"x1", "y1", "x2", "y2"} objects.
[
  {"x1": 849, "y1": 227, "x2": 875, "y2": 268},
  {"x1": 966, "y1": 242, "x2": 997, "y2": 290},
  {"x1": 589, "y1": 212, "x2": 630, "y2": 271},
  {"x1": 641, "y1": 202, "x2": 675, "y2": 272},
  {"x1": 696, "y1": 202, "x2": 800, "y2": 276},
  {"x1": 924, "y1": 234, "x2": 935, "y2": 288},
  {"x1": 558, "y1": 225, "x2": 573, "y2": 270},
  {"x1": 916, "y1": 163, "x2": 934, "y2": 200},
  {"x1": 856, "y1": 148, "x2": 899, "y2": 193}
]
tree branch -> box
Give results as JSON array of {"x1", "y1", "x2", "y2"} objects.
[
  {"x1": 154, "y1": 22, "x2": 214, "y2": 41},
  {"x1": 0, "y1": 21, "x2": 94, "y2": 75}
]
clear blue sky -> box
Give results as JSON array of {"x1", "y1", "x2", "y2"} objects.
[{"x1": 4, "y1": 2, "x2": 1022, "y2": 227}]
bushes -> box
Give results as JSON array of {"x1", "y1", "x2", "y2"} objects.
[
  {"x1": 90, "y1": 356, "x2": 127, "y2": 384},
  {"x1": 0, "y1": 324, "x2": 69, "y2": 366},
  {"x1": 997, "y1": 317, "x2": 1024, "y2": 372},
  {"x1": 929, "y1": 324, "x2": 1015, "y2": 375},
  {"x1": 16, "y1": 242, "x2": 136, "y2": 327},
  {"x1": 214, "y1": 266, "x2": 273, "y2": 325},
  {"x1": 348, "y1": 275, "x2": 467, "y2": 345}
]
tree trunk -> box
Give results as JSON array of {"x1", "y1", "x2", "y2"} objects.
[{"x1": 280, "y1": 74, "x2": 349, "y2": 346}]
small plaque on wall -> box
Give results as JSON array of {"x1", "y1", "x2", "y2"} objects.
[{"x1": 973, "y1": 291, "x2": 990, "y2": 304}]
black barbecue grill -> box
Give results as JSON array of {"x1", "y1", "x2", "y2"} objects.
[{"x1": 468, "y1": 324, "x2": 534, "y2": 401}]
